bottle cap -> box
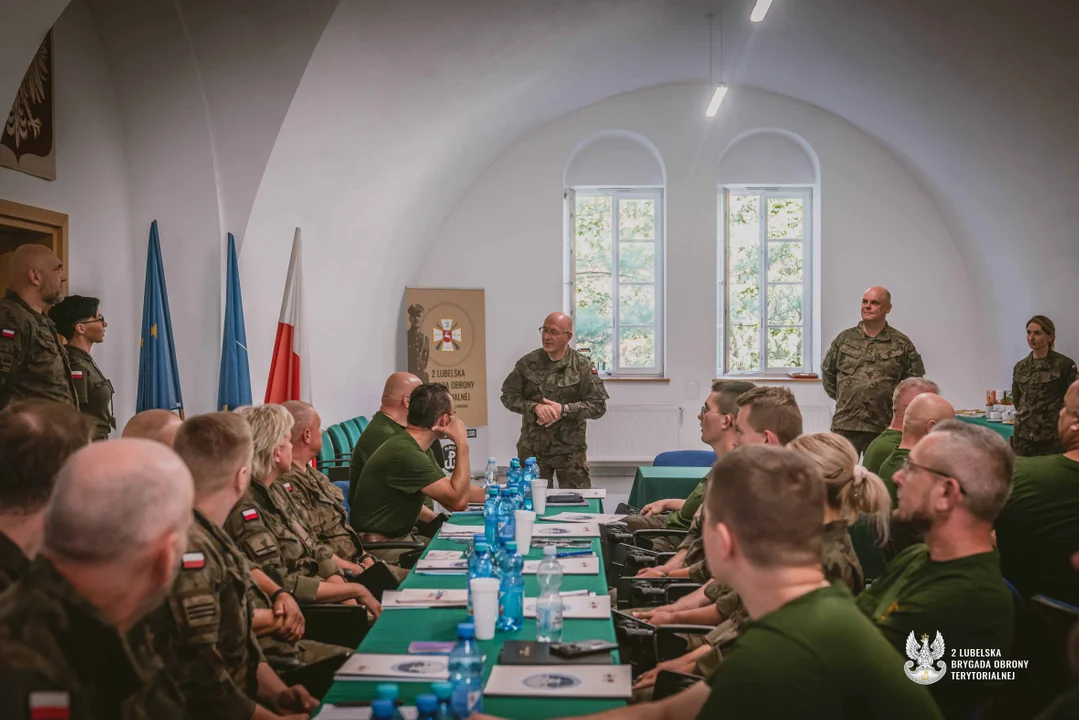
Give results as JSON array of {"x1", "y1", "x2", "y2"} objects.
[
  {"x1": 505, "y1": 541, "x2": 518, "y2": 552},
  {"x1": 501, "y1": 488, "x2": 512, "y2": 496},
  {"x1": 431, "y1": 681, "x2": 452, "y2": 699},
  {"x1": 543, "y1": 544, "x2": 557, "y2": 556},
  {"x1": 372, "y1": 699, "x2": 395, "y2": 718},
  {"x1": 488, "y1": 456, "x2": 496, "y2": 463},
  {"x1": 510, "y1": 458, "x2": 520, "y2": 467},
  {"x1": 376, "y1": 683, "x2": 399, "y2": 700},
  {"x1": 457, "y1": 622, "x2": 476, "y2": 639},
  {"x1": 416, "y1": 694, "x2": 438, "y2": 713}
]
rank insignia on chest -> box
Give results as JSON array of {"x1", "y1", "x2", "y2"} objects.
[
  {"x1": 182, "y1": 552, "x2": 206, "y2": 570},
  {"x1": 29, "y1": 690, "x2": 70, "y2": 719},
  {"x1": 0, "y1": 329, "x2": 14, "y2": 339},
  {"x1": 283, "y1": 482, "x2": 293, "y2": 492},
  {"x1": 70, "y1": 370, "x2": 83, "y2": 379},
  {"x1": 241, "y1": 508, "x2": 259, "y2": 521}
]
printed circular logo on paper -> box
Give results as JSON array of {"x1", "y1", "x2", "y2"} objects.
[
  {"x1": 523, "y1": 673, "x2": 581, "y2": 690},
  {"x1": 391, "y1": 660, "x2": 447, "y2": 676}
]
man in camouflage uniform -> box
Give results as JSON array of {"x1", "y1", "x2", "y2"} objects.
[
  {"x1": 0, "y1": 400, "x2": 89, "y2": 592},
  {"x1": 0, "y1": 439, "x2": 192, "y2": 719},
  {"x1": 822, "y1": 287, "x2": 925, "y2": 456},
  {"x1": 1011, "y1": 315, "x2": 1078, "y2": 456},
  {"x1": 407, "y1": 304, "x2": 430, "y2": 383},
  {"x1": 501, "y1": 312, "x2": 608, "y2": 489},
  {"x1": 152, "y1": 412, "x2": 319, "y2": 718},
  {"x1": 48, "y1": 295, "x2": 116, "y2": 440},
  {"x1": 0, "y1": 245, "x2": 77, "y2": 411}
]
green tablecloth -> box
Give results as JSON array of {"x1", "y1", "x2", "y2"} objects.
[
  {"x1": 627, "y1": 466, "x2": 709, "y2": 508},
  {"x1": 320, "y1": 499, "x2": 624, "y2": 719},
  {"x1": 957, "y1": 415, "x2": 1015, "y2": 440}
]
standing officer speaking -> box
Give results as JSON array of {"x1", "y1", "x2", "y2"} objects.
[{"x1": 501, "y1": 312, "x2": 608, "y2": 489}]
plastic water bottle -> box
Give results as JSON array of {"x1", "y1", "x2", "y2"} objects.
[
  {"x1": 522, "y1": 458, "x2": 537, "y2": 511},
  {"x1": 449, "y1": 622, "x2": 484, "y2": 717},
  {"x1": 416, "y1": 694, "x2": 439, "y2": 720},
  {"x1": 430, "y1": 682, "x2": 455, "y2": 720},
  {"x1": 468, "y1": 541, "x2": 494, "y2": 615},
  {"x1": 483, "y1": 485, "x2": 501, "y2": 547},
  {"x1": 371, "y1": 699, "x2": 395, "y2": 720},
  {"x1": 483, "y1": 457, "x2": 498, "y2": 491},
  {"x1": 535, "y1": 545, "x2": 565, "y2": 643},
  {"x1": 496, "y1": 488, "x2": 516, "y2": 546},
  {"x1": 497, "y1": 541, "x2": 525, "y2": 632},
  {"x1": 507, "y1": 458, "x2": 524, "y2": 509},
  {"x1": 375, "y1": 684, "x2": 405, "y2": 720}
]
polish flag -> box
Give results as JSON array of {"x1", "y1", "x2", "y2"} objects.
[
  {"x1": 29, "y1": 691, "x2": 70, "y2": 719},
  {"x1": 265, "y1": 228, "x2": 311, "y2": 404}
]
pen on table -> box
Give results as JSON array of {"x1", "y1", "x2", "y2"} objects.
[{"x1": 556, "y1": 549, "x2": 595, "y2": 558}]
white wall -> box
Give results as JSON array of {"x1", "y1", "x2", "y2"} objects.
[
  {"x1": 418, "y1": 83, "x2": 984, "y2": 458},
  {"x1": 0, "y1": 0, "x2": 139, "y2": 424}
]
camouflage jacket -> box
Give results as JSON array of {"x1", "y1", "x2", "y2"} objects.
[
  {"x1": 500, "y1": 347, "x2": 608, "y2": 456},
  {"x1": 0, "y1": 556, "x2": 183, "y2": 720},
  {"x1": 66, "y1": 346, "x2": 115, "y2": 441},
  {"x1": 280, "y1": 464, "x2": 364, "y2": 561},
  {"x1": 822, "y1": 323, "x2": 925, "y2": 433},
  {"x1": 148, "y1": 509, "x2": 264, "y2": 719},
  {"x1": 1012, "y1": 350, "x2": 1078, "y2": 442},
  {"x1": 678, "y1": 516, "x2": 710, "y2": 584},
  {"x1": 0, "y1": 530, "x2": 29, "y2": 594},
  {"x1": 0, "y1": 290, "x2": 77, "y2": 411},
  {"x1": 224, "y1": 481, "x2": 339, "y2": 603},
  {"x1": 822, "y1": 519, "x2": 865, "y2": 595}
]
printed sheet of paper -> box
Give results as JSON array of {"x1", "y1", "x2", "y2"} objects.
[
  {"x1": 484, "y1": 664, "x2": 631, "y2": 698},
  {"x1": 316, "y1": 706, "x2": 419, "y2": 720},
  {"x1": 573, "y1": 488, "x2": 607, "y2": 498},
  {"x1": 522, "y1": 556, "x2": 599, "y2": 575},
  {"x1": 423, "y1": 550, "x2": 464, "y2": 561},
  {"x1": 524, "y1": 594, "x2": 611, "y2": 618},
  {"x1": 541, "y1": 512, "x2": 626, "y2": 525},
  {"x1": 335, "y1": 654, "x2": 449, "y2": 682},
  {"x1": 438, "y1": 523, "x2": 481, "y2": 537},
  {"x1": 531, "y1": 522, "x2": 600, "y2": 538},
  {"x1": 414, "y1": 558, "x2": 468, "y2": 574},
  {"x1": 383, "y1": 589, "x2": 468, "y2": 609}
]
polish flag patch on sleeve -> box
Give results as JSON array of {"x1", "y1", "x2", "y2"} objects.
[
  {"x1": 1, "y1": 329, "x2": 15, "y2": 339},
  {"x1": 283, "y1": 482, "x2": 293, "y2": 492},
  {"x1": 29, "y1": 691, "x2": 70, "y2": 719},
  {"x1": 241, "y1": 508, "x2": 259, "y2": 522},
  {"x1": 70, "y1": 371, "x2": 84, "y2": 379},
  {"x1": 182, "y1": 552, "x2": 205, "y2": 570}
]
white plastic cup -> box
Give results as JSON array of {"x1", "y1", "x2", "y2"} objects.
[
  {"x1": 515, "y1": 510, "x2": 536, "y2": 550},
  {"x1": 531, "y1": 478, "x2": 549, "y2": 514},
  {"x1": 470, "y1": 577, "x2": 500, "y2": 640}
]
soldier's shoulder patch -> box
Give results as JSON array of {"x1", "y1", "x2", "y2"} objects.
[
  {"x1": 70, "y1": 370, "x2": 83, "y2": 380},
  {"x1": 241, "y1": 508, "x2": 259, "y2": 521},
  {"x1": 180, "y1": 593, "x2": 218, "y2": 629},
  {"x1": 0, "y1": 329, "x2": 14, "y2": 339},
  {"x1": 181, "y1": 552, "x2": 205, "y2": 570},
  {"x1": 29, "y1": 690, "x2": 70, "y2": 719}
]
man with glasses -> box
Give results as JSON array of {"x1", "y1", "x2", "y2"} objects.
[
  {"x1": 48, "y1": 295, "x2": 115, "y2": 440},
  {"x1": 855, "y1": 420, "x2": 1014, "y2": 720},
  {"x1": 500, "y1": 312, "x2": 608, "y2": 489}
]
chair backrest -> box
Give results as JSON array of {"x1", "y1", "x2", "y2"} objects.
[
  {"x1": 1028, "y1": 594, "x2": 1079, "y2": 695},
  {"x1": 355, "y1": 416, "x2": 369, "y2": 434},
  {"x1": 652, "y1": 450, "x2": 717, "y2": 467},
  {"x1": 326, "y1": 425, "x2": 351, "y2": 456},
  {"x1": 316, "y1": 431, "x2": 336, "y2": 468},
  {"x1": 341, "y1": 419, "x2": 362, "y2": 448}
]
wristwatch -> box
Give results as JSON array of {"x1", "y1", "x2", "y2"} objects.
[
  {"x1": 270, "y1": 588, "x2": 291, "y2": 604},
  {"x1": 561, "y1": 404, "x2": 570, "y2": 419}
]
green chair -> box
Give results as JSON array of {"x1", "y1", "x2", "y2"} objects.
[
  {"x1": 355, "y1": 416, "x2": 369, "y2": 434},
  {"x1": 326, "y1": 425, "x2": 351, "y2": 459},
  {"x1": 315, "y1": 430, "x2": 340, "y2": 471},
  {"x1": 342, "y1": 419, "x2": 363, "y2": 448}
]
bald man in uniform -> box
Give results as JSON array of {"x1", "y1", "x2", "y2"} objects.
[
  {"x1": 501, "y1": 312, "x2": 608, "y2": 489},
  {"x1": 124, "y1": 408, "x2": 184, "y2": 447},
  {"x1": 822, "y1": 287, "x2": 925, "y2": 457},
  {"x1": 0, "y1": 245, "x2": 77, "y2": 410},
  {"x1": 0, "y1": 439, "x2": 194, "y2": 719}
]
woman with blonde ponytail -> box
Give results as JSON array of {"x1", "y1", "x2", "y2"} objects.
[{"x1": 789, "y1": 432, "x2": 892, "y2": 595}]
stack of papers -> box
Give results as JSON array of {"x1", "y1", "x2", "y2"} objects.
[
  {"x1": 522, "y1": 556, "x2": 599, "y2": 575},
  {"x1": 484, "y1": 665, "x2": 631, "y2": 698},
  {"x1": 425, "y1": 550, "x2": 463, "y2": 561},
  {"x1": 383, "y1": 589, "x2": 468, "y2": 609},
  {"x1": 438, "y1": 523, "x2": 483, "y2": 537},
  {"x1": 541, "y1": 512, "x2": 626, "y2": 525},
  {"x1": 531, "y1": 522, "x2": 600, "y2": 538},
  {"x1": 414, "y1": 558, "x2": 468, "y2": 574},
  {"x1": 574, "y1": 488, "x2": 607, "y2": 498},
  {"x1": 523, "y1": 594, "x2": 611, "y2": 619},
  {"x1": 335, "y1": 653, "x2": 449, "y2": 682}
]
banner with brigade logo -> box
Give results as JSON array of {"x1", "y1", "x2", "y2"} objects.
[{"x1": 404, "y1": 288, "x2": 488, "y2": 427}]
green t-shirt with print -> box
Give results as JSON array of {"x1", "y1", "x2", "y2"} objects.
[{"x1": 350, "y1": 433, "x2": 445, "y2": 538}]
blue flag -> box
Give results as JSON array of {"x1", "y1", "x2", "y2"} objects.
[
  {"x1": 217, "y1": 233, "x2": 251, "y2": 410},
  {"x1": 136, "y1": 220, "x2": 184, "y2": 415}
]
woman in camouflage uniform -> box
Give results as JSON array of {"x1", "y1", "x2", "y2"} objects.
[
  {"x1": 48, "y1": 295, "x2": 115, "y2": 441},
  {"x1": 1012, "y1": 315, "x2": 1078, "y2": 457}
]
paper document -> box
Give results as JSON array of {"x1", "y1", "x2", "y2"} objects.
[
  {"x1": 522, "y1": 556, "x2": 599, "y2": 575},
  {"x1": 574, "y1": 488, "x2": 607, "y2": 498},
  {"x1": 414, "y1": 558, "x2": 468, "y2": 572},
  {"x1": 541, "y1": 512, "x2": 625, "y2": 524},
  {"x1": 335, "y1": 653, "x2": 449, "y2": 682},
  {"x1": 423, "y1": 550, "x2": 463, "y2": 561},
  {"x1": 438, "y1": 523, "x2": 482, "y2": 537},
  {"x1": 383, "y1": 589, "x2": 468, "y2": 609},
  {"x1": 484, "y1": 664, "x2": 631, "y2": 698},
  {"x1": 531, "y1": 522, "x2": 600, "y2": 538},
  {"x1": 524, "y1": 594, "x2": 611, "y2": 619},
  {"x1": 316, "y1": 706, "x2": 418, "y2": 720}
]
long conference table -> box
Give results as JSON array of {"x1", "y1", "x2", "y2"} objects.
[{"x1": 320, "y1": 498, "x2": 625, "y2": 719}]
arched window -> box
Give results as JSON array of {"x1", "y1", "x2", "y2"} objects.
[
  {"x1": 565, "y1": 131, "x2": 666, "y2": 376},
  {"x1": 717, "y1": 130, "x2": 820, "y2": 376}
]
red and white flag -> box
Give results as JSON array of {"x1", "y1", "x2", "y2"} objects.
[{"x1": 265, "y1": 228, "x2": 311, "y2": 404}]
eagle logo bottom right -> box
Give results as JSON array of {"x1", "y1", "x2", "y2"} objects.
[{"x1": 904, "y1": 631, "x2": 947, "y2": 685}]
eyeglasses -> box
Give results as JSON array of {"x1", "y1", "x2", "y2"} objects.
[
  {"x1": 900, "y1": 457, "x2": 967, "y2": 496},
  {"x1": 80, "y1": 315, "x2": 105, "y2": 325},
  {"x1": 539, "y1": 326, "x2": 570, "y2": 337}
]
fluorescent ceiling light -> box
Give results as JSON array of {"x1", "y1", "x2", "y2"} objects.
[
  {"x1": 750, "y1": 0, "x2": 774, "y2": 22},
  {"x1": 705, "y1": 83, "x2": 728, "y2": 117}
]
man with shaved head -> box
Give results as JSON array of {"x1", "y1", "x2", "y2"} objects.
[
  {"x1": 501, "y1": 312, "x2": 608, "y2": 488},
  {"x1": 349, "y1": 372, "x2": 423, "y2": 501},
  {"x1": 878, "y1": 392, "x2": 956, "y2": 504},
  {"x1": 0, "y1": 244, "x2": 77, "y2": 410},
  {"x1": 0, "y1": 439, "x2": 194, "y2": 718},
  {"x1": 862, "y1": 377, "x2": 940, "y2": 474},
  {"x1": 123, "y1": 408, "x2": 184, "y2": 447},
  {"x1": 822, "y1": 286, "x2": 925, "y2": 457}
]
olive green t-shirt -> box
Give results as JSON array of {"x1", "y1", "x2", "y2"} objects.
[
  {"x1": 855, "y1": 544, "x2": 1014, "y2": 719},
  {"x1": 878, "y1": 447, "x2": 910, "y2": 508},
  {"x1": 350, "y1": 433, "x2": 445, "y2": 538},
  {"x1": 698, "y1": 583, "x2": 942, "y2": 719},
  {"x1": 864, "y1": 428, "x2": 903, "y2": 475},
  {"x1": 995, "y1": 454, "x2": 1079, "y2": 605},
  {"x1": 348, "y1": 411, "x2": 405, "y2": 498},
  {"x1": 664, "y1": 478, "x2": 706, "y2": 531}
]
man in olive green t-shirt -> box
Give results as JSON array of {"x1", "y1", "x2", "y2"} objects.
[
  {"x1": 863, "y1": 377, "x2": 940, "y2": 474},
  {"x1": 857, "y1": 420, "x2": 1015, "y2": 719},
  {"x1": 995, "y1": 379, "x2": 1079, "y2": 605},
  {"x1": 348, "y1": 372, "x2": 421, "y2": 501},
  {"x1": 878, "y1": 393, "x2": 954, "y2": 506},
  {"x1": 351, "y1": 384, "x2": 484, "y2": 560}
]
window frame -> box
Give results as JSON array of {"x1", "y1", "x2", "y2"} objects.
[
  {"x1": 566, "y1": 186, "x2": 665, "y2": 377},
  {"x1": 717, "y1": 186, "x2": 814, "y2": 377}
]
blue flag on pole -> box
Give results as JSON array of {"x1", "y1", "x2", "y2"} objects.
[
  {"x1": 136, "y1": 220, "x2": 184, "y2": 415},
  {"x1": 217, "y1": 232, "x2": 251, "y2": 410}
]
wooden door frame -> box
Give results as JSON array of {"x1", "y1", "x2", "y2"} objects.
[{"x1": 0, "y1": 199, "x2": 69, "y2": 291}]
